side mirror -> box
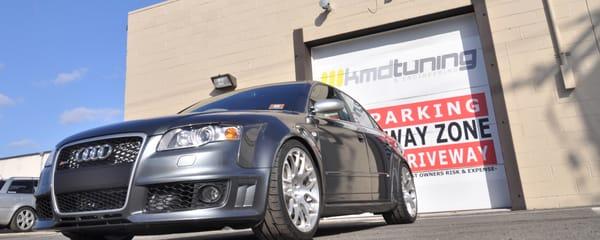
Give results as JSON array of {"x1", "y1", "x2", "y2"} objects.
[{"x1": 312, "y1": 99, "x2": 345, "y2": 114}]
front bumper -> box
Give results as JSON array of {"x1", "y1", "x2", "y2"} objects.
[{"x1": 34, "y1": 135, "x2": 271, "y2": 235}]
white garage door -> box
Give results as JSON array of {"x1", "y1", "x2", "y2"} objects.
[{"x1": 311, "y1": 14, "x2": 511, "y2": 213}]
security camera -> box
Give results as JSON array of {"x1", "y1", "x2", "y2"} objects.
[{"x1": 319, "y1": 0, "x2": 332, "y2": 11}]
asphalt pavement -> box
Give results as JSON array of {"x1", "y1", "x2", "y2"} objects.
[{"x1": 1, "y1": 207, "x2": 599, "y2": 240}]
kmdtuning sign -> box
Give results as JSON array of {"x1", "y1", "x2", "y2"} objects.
[{"x1": 311, "y1": 14, "x2": 511, "y2": 213}]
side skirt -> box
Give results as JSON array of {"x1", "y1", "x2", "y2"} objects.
[{"x1": 321, "y1": 201, "x2": 396, "y2": 218}]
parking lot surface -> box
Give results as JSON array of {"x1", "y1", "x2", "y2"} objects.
[{"x1": 1, "y1": 207, "x2": 599, "y2": 240}]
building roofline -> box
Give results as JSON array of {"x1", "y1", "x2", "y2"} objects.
[
  {"x1": 0, "y1": 151, "x2": 51, "y2": 161},
  {"x1": 128, "y1": 0, "x2": 177, "y2": 15}
]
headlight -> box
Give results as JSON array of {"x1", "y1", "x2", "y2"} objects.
[
  {"x1": 43, "y1": 151, "x2": 55, "y2": 167},
  {"x1": 157, "y1": 125, "x2": 241, "y2": 151}
]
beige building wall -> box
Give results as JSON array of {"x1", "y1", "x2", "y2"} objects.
[
  {"x1": 125, "y1": 0, "x2": 600, "y2": 209},
  {"x1": 487, "y1": 0, "x2": 600, "y2": 208},
  {"x1": 0, "y1": 152, "x2": 49, "y2": 178}
]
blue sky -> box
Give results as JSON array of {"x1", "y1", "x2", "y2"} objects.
[{"x1": 0, "y1": 0, "x2": 161, "y2": 157}]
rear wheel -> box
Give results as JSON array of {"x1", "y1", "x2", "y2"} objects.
[
  {"x1": 383, "y1": 161, "x2": 417, "y2": 224},
  {"x1": 62, "y1": 232, "x2": 134, "y2": 240},
  {"x1": 253, "y1": 140, "x2": 322, "y2": 240},
  {"x1": 9, "y1": 207, "x2": 36, "y2": 232}
]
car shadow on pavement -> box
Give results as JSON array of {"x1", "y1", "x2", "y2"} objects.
[
  {"x1": 141, "y1": 220, "x2": 386, "y2": 240},
  {"x1": 154, "y1": 231, "x2": 257, "y2": 240}
]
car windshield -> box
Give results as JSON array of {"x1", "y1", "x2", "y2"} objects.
[
  {"x1": 0, "y1": 180, "x2": 4, "y2": 189},
  {"x1": 180, "y1": 84, "x2": 310, "y2": 114}
]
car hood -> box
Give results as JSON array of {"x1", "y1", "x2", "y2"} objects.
[{"x1": 56, "y1": 110, "x2": 302, "y2": 148}]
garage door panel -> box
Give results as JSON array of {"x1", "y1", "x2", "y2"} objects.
[{"x1": 311, "y1": 14, "x2": 512, "y2": 213}]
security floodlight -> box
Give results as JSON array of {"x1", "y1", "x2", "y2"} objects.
[
  {"x1": 211, "y1": 74, "x2": 237, "y2": 89},
  {"x1": 319, "y1": 0, "x2": 331, "y2": 11}
]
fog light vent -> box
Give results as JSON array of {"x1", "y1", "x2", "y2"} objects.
[
  {"x1": 235, "y1": 184, "x2": 256, "y2": 208},
  {"x1": 145, "y1": 181, "x2": 228, "y2": 213}
]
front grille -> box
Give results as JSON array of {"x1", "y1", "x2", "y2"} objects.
[
  {"x1": 35, "y1": 197, "x2": 53, "y2": 219},
  {"x1": 56, "y1": 137, "x2": 143, "y2": 170},
  {"x1": 56, "y1": 188, "x2": 127, "y2": 213},
  {"x1": 145, "y1": 182, "x2": 228, "y2": 213}
]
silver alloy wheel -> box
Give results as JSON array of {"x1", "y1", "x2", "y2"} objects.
[
  {"x1": 281, "y1": 147, "x2": 320, "y2": 233},
  {"x1": 401, "y1": 167, "x2": 417, "y2": 217},
  {"x1": 16, "y1": 209, "x2": 35, "y2": 231}
]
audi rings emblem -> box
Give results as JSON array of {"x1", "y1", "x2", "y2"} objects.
[{"x1": 74, "y1": 144, "x2": 113, "y2": 162}]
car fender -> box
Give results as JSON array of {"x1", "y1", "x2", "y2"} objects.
[
  {"x1": 0, "y1": 203, "x2": 34, "y2": 226},
  {"x1": 280, "y1": 125, "x2": 326, "y2": 198},
  {"x1": 278, "y1": 125, "x2": 327, "y2": 201},
  {"x1": 240, "y1": 119, "x2": 327, "y2": 196},
  {"x1": 240, "y1": 120, "x2": 309, "y2": 168}
]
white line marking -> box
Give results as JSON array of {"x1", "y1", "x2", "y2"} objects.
[
  {"x1": 592, "y1": 207, "x2": 600, "y2": 215},
  {"x1": 0, "y1": 231, "x2": 57, "y2": 238}
]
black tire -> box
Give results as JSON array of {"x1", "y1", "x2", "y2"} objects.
[
  {"x1": 9, "y1": 207, "x2": 36, "y2": 232},
  {"x1": 252, "y1": 140, "x2": 322, "y2": 240},
  {"x1": 62, "y1": 232, "x2": 134, "y2": 240},
  {"x1": 383, "y1": 161, "x2": 417, "y2": 224}
]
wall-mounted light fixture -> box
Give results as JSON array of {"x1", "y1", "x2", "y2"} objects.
[
  {"x1": 211, "y1": 74, "x2": 237, "y2": 89},
  {"x1": 319, "y1": 0, "x2": 332, "y2": 11}
]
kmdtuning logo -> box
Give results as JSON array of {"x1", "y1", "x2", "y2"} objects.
[{"x1": 319, "y1": 49, "x2": 477, "y2": 87}]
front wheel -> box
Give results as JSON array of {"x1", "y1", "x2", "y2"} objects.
[
  {"x1": 9, "y1": 207, "x2": 36, "y2": 232},
  {"x1": 383, "y1": 161, "x2": 417, "y2": 224},
  {"x1": 253, "y1": 140, "x2": 322, "y2": 240}
]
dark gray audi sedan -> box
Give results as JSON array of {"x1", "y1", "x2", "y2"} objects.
[{"x1": 35, "y1": 81, "x2": 417, "y2": 240}]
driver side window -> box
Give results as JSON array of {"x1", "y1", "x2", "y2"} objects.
[
  {"x1": 339, "y1": 91, "x2": 379, "y2": 129},
  {"x1": 310, "y1": 85, "x2": 351, "y2": 121}
]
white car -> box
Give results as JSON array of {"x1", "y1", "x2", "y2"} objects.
[{"x1": 0, "y1": 177, "x2": 38, "y2": 232}]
